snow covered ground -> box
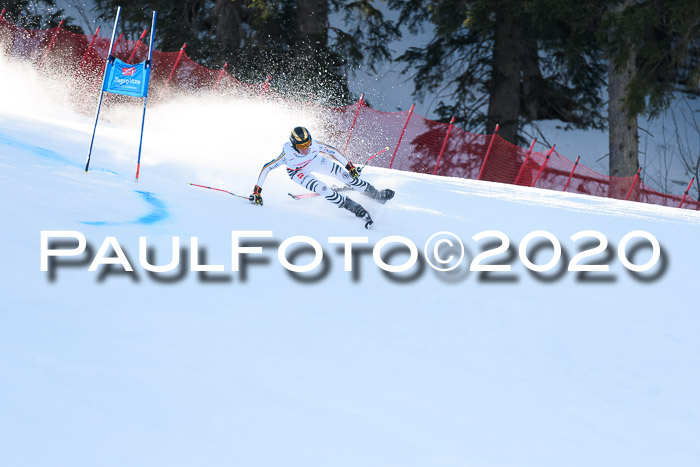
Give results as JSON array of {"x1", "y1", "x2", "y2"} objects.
[{"x1": 1, "y1": 52, "x2": 700, "y2": 467}]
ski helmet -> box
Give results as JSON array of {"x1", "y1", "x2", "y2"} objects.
[{"x1": 290, "y1": 126, "x2": 312, "y2": 150}]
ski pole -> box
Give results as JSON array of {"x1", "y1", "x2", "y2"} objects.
[
  {"x1": 188, "y1": 182, "x2": 251, "y2": 200},
  {"x1": 360, "y1": 146, "x2": 390, "y2": 171}
]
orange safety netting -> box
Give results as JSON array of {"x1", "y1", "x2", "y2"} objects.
[{"x1": 1, "y1": 16, "x2": 698, "y2": 211}]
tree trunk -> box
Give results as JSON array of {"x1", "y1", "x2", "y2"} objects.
[
  {"x1": 520, "y1": 39, "x2": 545, "y2": 122},
  {"x1": 214, "y1": 0, "x2": 242, "y2": 48},
  {"x1": 295, "y1": 0, "x2": 328, "y2": 62},
  {"x1": 607, "y1": 0, "x2": 640, "y2": 200},
  {"x1": 486, "y1": 9, "x2": 522, "y2": 146},
  {"x1": 480, "y1": 8, "x2": 523, "y2": 183},
  {"x1": 181, "y1": 0, "x2": 204, "y2": 29}
]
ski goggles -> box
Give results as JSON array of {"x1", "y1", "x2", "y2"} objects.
[{"x1": 296, "y1": 140, "x2": 311, "y2": 150}]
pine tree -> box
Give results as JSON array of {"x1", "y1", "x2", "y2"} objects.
[
  {"x1": 92, "y1": 0, "x2": 399, "y2": 105},
  {"x1": 392, "y1": 0, "x2": 700, "y2": 194},
  {"x1": 387, "y1": 0, "x2": 607, "y2": 146},
  {"x1": 604, "y1": 0, "x2": 700, "y2": 193}
]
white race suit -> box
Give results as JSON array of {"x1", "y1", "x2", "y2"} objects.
[{"x1": 255, "y1": 140, "x2": 369, "y2": 206}]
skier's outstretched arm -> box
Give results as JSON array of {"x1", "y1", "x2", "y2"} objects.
[{"x1": 250, "y1": 150, "x2": 287, "y2": 205}]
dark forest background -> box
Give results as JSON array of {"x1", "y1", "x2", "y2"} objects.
[{"x1": 2, "y1": 0, "x2": 699, "y2": 187}]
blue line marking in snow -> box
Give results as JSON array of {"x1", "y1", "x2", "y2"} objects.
[
  {"x1": 0, "y1": 132, "x2": 166, "y2": 226},
  {"x1": 82, "y1": 190, "x2": 169, "y2": 226},
  {"x1": 0, "y1": 132, "x2": 120, "y2": 175},
  {"x1": 133, "y1": 191, "x2": 168, "y2": 224},
  {"x1": 0, "y1": 132, "x2": 77, "y2": 167},
  {"x1": 95, "y1": 168, "x2": 121, "y2": 175},
  {"x1": 81, "y1": 220, "x2": 115, "y2": 226}
]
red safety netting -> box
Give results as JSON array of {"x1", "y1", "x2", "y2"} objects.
[
  {"x1": 0, "y1": 17, "x2": 264, "y2": 98},
  {"x1": 1, "y1": 16, "x2": 698, "y2": 211},
  {"x1": 333, "y1": 102, "x2": 699, "y2": 210},
  {"x1": 322, "y1": 103, "x2": 489, "y2": 180}
]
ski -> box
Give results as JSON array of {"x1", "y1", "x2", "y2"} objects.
[{"x1": 288, "y1": 185, "x2": 354, "y2": 200}]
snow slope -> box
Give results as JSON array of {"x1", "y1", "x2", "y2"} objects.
[{"x1": 1, "y1": 53, "x2": 700, "y2": 467}]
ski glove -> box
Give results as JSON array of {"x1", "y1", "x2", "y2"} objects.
[
  {"x1": 249, "y1": 185, "x2": 263, "y2": 206},
  {"x1": 346, "y1": 162, "x2": 359, "y2": 179}
]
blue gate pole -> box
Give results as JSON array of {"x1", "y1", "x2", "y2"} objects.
[
  {"x1": 85, "y1": 6, "x2": 121, "y2": 173},
  {"x1": 135, "y1": 11, "x2": 157, "y2": 180}
]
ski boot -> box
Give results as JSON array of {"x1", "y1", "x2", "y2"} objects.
[
  {"x1": 363, "y1": 184, "x2": 395, "y2": 204},
  {"x1": 341, "y1": 197, "x2": 373, "y2": 229}
]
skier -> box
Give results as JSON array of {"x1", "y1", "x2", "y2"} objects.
[{"x1": 249, "y1": 126, "x2": 394, "y2": 227}]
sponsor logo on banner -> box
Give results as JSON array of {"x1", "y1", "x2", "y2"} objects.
[{"x1": 122, "y1": 67, "x2": 136, "y2": 76}]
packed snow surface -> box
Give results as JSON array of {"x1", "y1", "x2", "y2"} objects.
[{"x1": 1, "y1": 53, "x2": 699, "y2": 467}]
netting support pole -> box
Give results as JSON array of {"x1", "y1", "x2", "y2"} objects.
[
  {"x1": 433, "y1": 116, "x2": 455, "y2": 175},
  {"x1": 213, "y1": 63, "x2": 228, "y2": 91},
  {"x1": 562, "y1": 156, "x2": 581, "y2": 192},
  {"x1": 37, "y1": 20, "x2": 63, "y2": 71},
  {"x1": 678, "y1": 177, "x2": 695, "y2": 209},
  {"x1": 624, "y1": 167, "x2": 643, "y2": 201},
  {"x1": 164, "y1": 43, "x2": 186, "y2": 88},
  {"x1": 75, "y1": 26, "x2": 100, "y2": 77},
  {"x1": 477, "y1": 124, "x2": 499, "y2": 180},
  {"x1": 343, "y1": 93, "x2": 364, "y2": 156},
  {"x1": 389, "y1": 103, "x2": 415, "y2": 169},
  {"x1": 127, "y1": 28, "x2": 147, "y2": 64},
  {"x1": 531, "y1": 145, "x2": 556, "y2": 188},
  {"x1": 513, "y1": 138, "x2": 537, "y2": 185},
  {"x1": 113, "y1": 33, "x2": 124, "y2": 52},
  {"x1": 261, "y1": 75, "x2": 271, "y2": 96},
  {"x1": 90, "y1": 32, "x2": 122, "y2": 94}
]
